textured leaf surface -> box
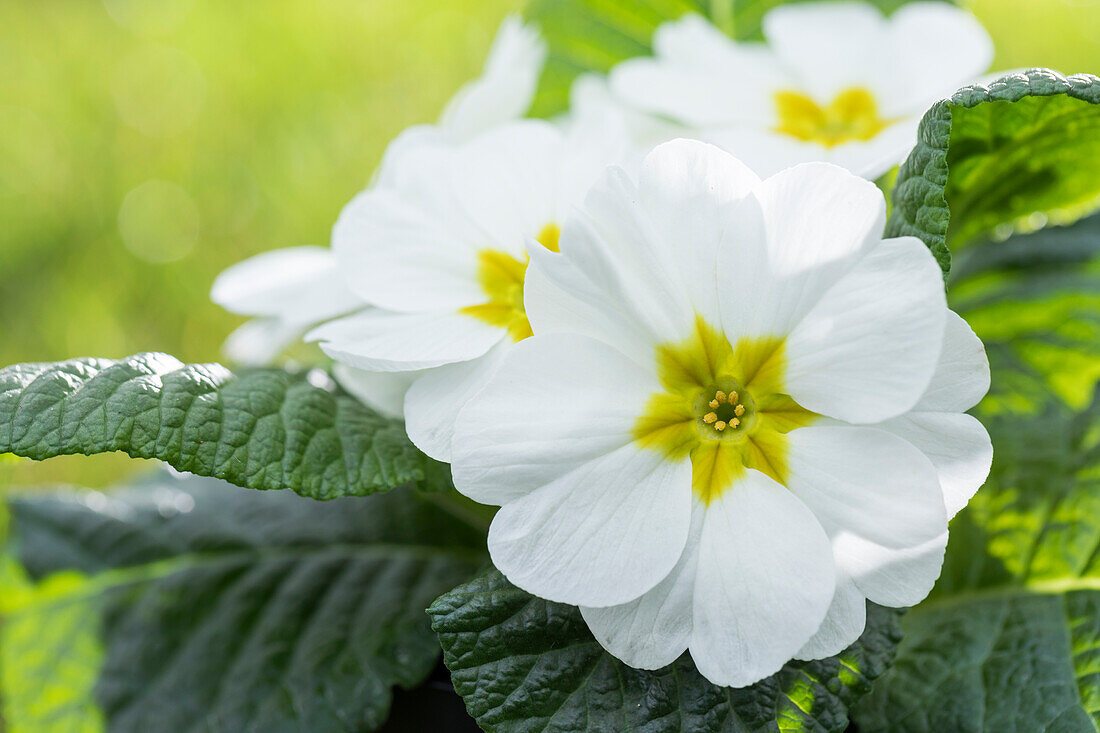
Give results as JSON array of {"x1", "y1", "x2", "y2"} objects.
[
  {"x1": 430, "y1": 569, "x2": 902, "y2": 733},
  {"x1": 855, "y1": 213, "x2": 1100, "y2": 731},
  {"x1": 0, "y1": 353, "x2": 445, "y2": 500},
  {"x1": 0, "y1": 472, "x2": 487, "y2": 732},
  {"x1": 887, "y1": 69, "x2": 1100, "y2": 273},
  {"x1": 525, "y1": 0, "x2": 939, "y2": 116}
]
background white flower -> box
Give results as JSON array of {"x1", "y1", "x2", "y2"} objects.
[
  {"x1": 449, "y1": 139, "x2": 991, "y2": 687},
  {"x1": 210, "y1": 15, "x2": 546, "y2": 368},
  {"x1": 609, "y1": 2, "x2": 994, "y2": 178},
  {"x1": 308, "y1": 119, "x2": 627, "y2": 460}
]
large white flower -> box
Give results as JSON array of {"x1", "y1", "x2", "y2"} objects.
[
  {"x1": 307, "y1": 119, "x2": 626, "y2": 460},
  {"x1": 609, "y1": 2, "x2": 993, "y2": 178},
  {"x1": 449, "y1": 139, "x2": 991, "y2": 687},
  {"x1": 210, "y1": 15, "x2": 546, "y2": 367}
]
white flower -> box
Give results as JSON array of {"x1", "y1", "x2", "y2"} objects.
[
  {"x1": 609, "y1": 2, "x2": 993, "y2": 178},
  {"x1": 307, "y1": 119, "x2": 626, "y2": 459},
  {"x1": 448, "y1": 139, "x2": 991, "y2": 687},
  {"x1": 210, "y1": 16, "x2": 546, "y2": 368}
]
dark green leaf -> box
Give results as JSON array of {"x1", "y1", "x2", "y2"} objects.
[
  {"x1": 1, "y1": 471, "x2": 487, "y2": 732},
  {"x1": 854, "y1": 213, "x2": 1100, "y2": 731},
  {"x1": 525, "y1": 0, "x2": 946, "y2": 117},
  {"x1": 887, "y1": 69, "x2": 1100, "y2": 274},
  {"x1": 0, "y1": 353, "x2": 446, "y2": 500},
  {"x1": 429, "y1": 569, "x2": 902, "y2": 733}
]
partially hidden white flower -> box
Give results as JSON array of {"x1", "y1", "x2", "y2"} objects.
[
  {"x1": 448, "y1": 139, "x2": 992, "y2": 687},
  {"x1": 210, "y1": 15, "x2": 546, "y2": 369},
  {"x1": 609, "y1": 2, "x2": 994, "y2": 178},
  {"x1": 307, "y1": 118, "x2": 628, "y2": 459}
]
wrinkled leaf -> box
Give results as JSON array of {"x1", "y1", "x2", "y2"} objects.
[
  {"x1": 430, "y1": 569, "x2": 902, "y2": 733},
  {"x1": 887, "y1": 69, "x2": 1100, "y2": 273},
  {"x1": 0, "y1": 471, "x2": 486, "y2": 732},
  {"x1": 0, "y1": 353, "x2": 446, "y2": 500}
]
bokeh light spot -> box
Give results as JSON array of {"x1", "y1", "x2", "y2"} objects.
[{"x1": 118, "y1": 179, "x2": 200, "y2": 263}]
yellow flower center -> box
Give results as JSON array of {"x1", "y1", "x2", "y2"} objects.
[
  {"x1": 773, "y1": 87, "x2": 894, "y2": 148},
  {"x1": 459, "y1": 223, "x2": 560, "y2": 342},
  {"x1": 633, "y1": 315, "x2": 818, "y2": 504}
]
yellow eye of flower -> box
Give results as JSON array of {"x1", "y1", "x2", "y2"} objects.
[
  {"x1": 459, "y1": 223, "x2": 560, "y2": 342},
  {"x1": 633, "y1": 316, "x2": 817, "y2": 504},
  {"x1": 773, "y1": 87, "x2": 894, "y2": 148}
]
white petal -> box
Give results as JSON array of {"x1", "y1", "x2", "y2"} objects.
[
  {"x1": 718, "y1": 163, "x2": 887, "y2": 339},
  {"x1": 221, "y1": 318, "x2": 303, "y2": 366},
  {"x1": 452, "y1": 334, "x2": 659, "y2": 506},
  {"x1": 885, "y1": 3, "x2": 994, "y2": 108},
  {"x1": 639, "y1": 140, "x2": 760, "y2": 323},
  {"x1": 795, "y1": 574, "x2": 866, "y2": 661},
  {"x1": 703, "y1": 127, "x2": 825, "y2": 179},
  {"x1": 332, "y1": 363, "x2": 419, "y2": 420},
  {"x1": 404, "y1": 345, "x2": 509, "y2": 463},
  {"x1": 834, "y1": 530, "x2": 948, "y2": 607},
  {"x1": 918, "y1": 310, "x2": 991, "y2": 413},
  {"x1": 784, "y1": 236, "x2": 946, "y2": 423},
  {"x1": 308, "y1": 310, "x2": 503, "y2": 372},
  {"x1": 439, "y1": 15, "x2": 546, "y2": 139},
  {"x1": 211, "y1": 246, "x2": 360, "y2": 323},
  {"x1": 763, "y1": 2, "x2": 890, "y2": 100},
  {"x1": 822, "y1": 119, "x2": 918, "y2": 180},
  {"x1": 690, "y1": 470, "x2": 834, "y2": 688},
  {"x1": 580, "y1": 502, "x2": 704, "y2": 670},
  {"x1": 332, "y1": 186, "x2": 486, "y2": 313},
  {"x1": 786, "y1": 426, "x2": 948, "y2": 550},
  {"x1": 877, "y1": 412, "x2": 992, "y2": 519},
  {"x1": 488, "y1": 442, "x2": 692, "y2": 607}
]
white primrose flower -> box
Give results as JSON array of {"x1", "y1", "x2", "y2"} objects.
[
  {"x1": 609, "y1": 2, "x2": 994, "y2": 178},
  {"x1": 307, "y1": 118, "x2": 627, "y2": 460},
  {"x1": 448, "y1": 139, "x2": 992, "y2": 687},
  {"x1": 210, "y1": 15, "x2": 546, "y2": 367}
]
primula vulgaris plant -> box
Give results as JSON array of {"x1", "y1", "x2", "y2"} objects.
[{"x1": 3, "y1": 2, "x2": 1100, "y2": 732}]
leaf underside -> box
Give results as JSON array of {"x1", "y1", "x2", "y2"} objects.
[{"x1": 0, "y1": 472, "x2": 487, "y2": 732}]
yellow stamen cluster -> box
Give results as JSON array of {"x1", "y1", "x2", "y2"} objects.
[{"x1": 702, "y1": 389, "x2": 744, "y2": 432}]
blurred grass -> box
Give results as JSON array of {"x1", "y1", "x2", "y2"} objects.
[{"x1": 0, "y1": 0, "x2": 1096, "y2": 490}]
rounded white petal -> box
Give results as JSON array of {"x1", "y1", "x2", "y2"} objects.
[
  {"x1": 834, "y1": 530, "x2": 948, "y2": 608},
  {"x1": 690, "y1": 470, "x2": 834, "y2": 688},
  {"x1": 918, "y1": 310, "x2": 991, "y2": 413},
  {"x1": 308, "y1": 310, "x2": 503, "y2": 372},
  {"x1": 703, "y1": 127, "x2": 825, "y2": 179},
  {"x1": 784, "y1": 236, "x2": 947, "y2": 423},
  {"x1": 580, "y1": 503, "x2": 704, "y2": 670},
  {"x1": 404, "y1": 345, "x2": 509, "y2": 463},
  {"x1": 639, "y1": 140, "x2": 761, "y2": 323},
  {"x1": 487, "y1": 442, "x2": 692, "y2": 607},
  {"x1": 211, "y1": 246, "x2": 360, "y2": 323},
  {"x1": 877, "y1": 412, "x2": 992, "y2": 519},
  {"x1": 786, "y1": 426, "x2": 948, "y2": 550},
  {"x1": 823, "y1": 119, "x2": 918, "y2": 180},
  {"x1": 795, "y1": 573, "x2": 866, "y2": 661},
  {"x1": 452, "y1": 334, "x2": 659, "y2": 506},
  {"x1": 332, "y1": 186, "x2": 485, "y2": 313},
  {"x1": 885, "y1": 3, "x2": 994, "y2": 109},
  {"x1": 718, "y1": 162, "x2": 887, "y2": 339},
  {"x1": 439, "y1": 15, "x2": 546, "y2": 139},
  {"x1": 763, "y1": 2, "x2": 890, "y2": 99},
  {"x1": 332, "y1": 363, "x2": 420, "y2": 420},
  {"x1": 221, "y1": 318, "x2": 303, "y2": 366}
]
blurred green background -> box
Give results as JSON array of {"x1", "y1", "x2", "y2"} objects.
[{"x1": 1, "y1": 0, "x2": 1098, "y2": 489}]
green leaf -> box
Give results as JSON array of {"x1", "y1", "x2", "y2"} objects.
[
  {"x1": 1, "y1": 471, "x2": 487, "y2": 731},
  {"x1": 429, "y1": 569, "x2": 903, "y2": 733},
  {"x1": 0, "y1": 353, "x2": 446, "y2": 500},
  {"x1": 887, "y1": 69, "x2": 1100, "y2": 274},
  {"x1": 525, "y1": 0, "x2": 950, "y2": 117},
  {"x1": 854, "y1": 213, "x2": 1100, "y2": 730}
]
